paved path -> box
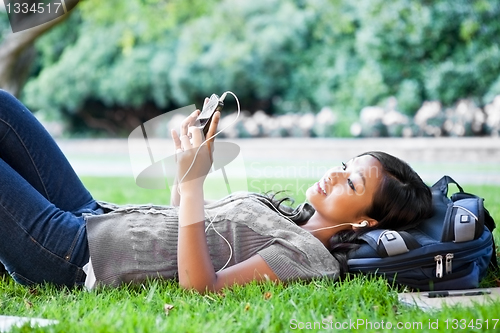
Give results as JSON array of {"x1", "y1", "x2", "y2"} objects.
[{"x1": 57, "y1": 137, "x2": 500, "y2": 185}]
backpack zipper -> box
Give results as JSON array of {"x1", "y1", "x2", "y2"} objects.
[
  {"x1": 435, "y1": 255, "x2": 443, "y2": 278},
  {"x1": 445, "y1": 253, "x2": 454, "y2": 274},
  {"x1": 435, "y1": 253, "x2": 454, "y2": 278}
]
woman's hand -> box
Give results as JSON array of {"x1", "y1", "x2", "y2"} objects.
[{"x1": 171, "y1": 108, "x2": 220, "y2": 192}]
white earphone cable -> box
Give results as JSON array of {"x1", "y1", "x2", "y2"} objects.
[{"x1": 309, "y1": 220, "x2": 368, "y2": 233}]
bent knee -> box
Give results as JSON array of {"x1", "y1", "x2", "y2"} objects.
[
  {"x1": 0, "y1": 89, "x2": 20, "y2": 107},
  {"x1": 0, "y1": 89, "x2": 14, "y2": 99},
  {"x1": 0, "y1": 89, "x2": 30, "y2": 116}
]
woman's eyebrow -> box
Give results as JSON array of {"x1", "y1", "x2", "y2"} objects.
[
  {"x1": 353, "y1": 170, "x2": 366, "y2": 187},
  {"x1": 360, "y1": 173, "x2": 366, "y2": 186},
  {"x1": 346, "y1": 160, "x2": 366, "y2": 186}
]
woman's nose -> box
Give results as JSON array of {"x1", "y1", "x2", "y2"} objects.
[{"x1": 326, "y1": 169, "x2": 346, "y2": 182}]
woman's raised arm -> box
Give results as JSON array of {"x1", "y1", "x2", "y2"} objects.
[{"x1": 172, "y1": 110, "x2": 278, "y2": 293}]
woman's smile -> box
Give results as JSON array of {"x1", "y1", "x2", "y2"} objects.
[{"x1": 317, "y1": 179, "x2": 327, "y2": 195}]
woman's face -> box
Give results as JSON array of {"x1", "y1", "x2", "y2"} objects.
[{"x1": 306, "y1": 155, "x2": 383, "y2": 225}]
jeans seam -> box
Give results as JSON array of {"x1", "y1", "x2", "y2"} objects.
[
  {"x1": 75, "y1": 268, "x2": 86, "y2": 285},
  {"x1": 11, "y1": 272, "x2": 36, "y2": 285},
  {"x1": 64, "y1": 224, "x2": 85, "y2": 262},
  {"x1": 27, "y1": 234, "x2": 82, "y2": 269},
  {"x1": 0, "y1": 122, "x2": 11, "y2": 144},
  {"x1": 0, "y1": 118, "x2": 50, "y2": 199}
]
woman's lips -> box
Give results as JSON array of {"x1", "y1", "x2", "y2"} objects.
[{"x1": 317, "y1": 181, "x2": 327, "y2": 195}]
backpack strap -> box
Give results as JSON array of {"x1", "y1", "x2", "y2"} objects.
[
  {"x1": 451, "y1": 192, "x2": 496, "y2": 235},
  {"x1": 484, "y1": 207, "x2": 499, "y2": 271},
  {"x1": 451, "y1": 194, "x2": 499, "y2": 271},
  {"x1": 437, "y1": 176, "x2": 498, "y2": 271},
  {"x1": 439, "y1": 199, "x2": 483, "y2": 242},
  {"x1": 359, "y1": 230, "x2": 421, "y2": 257},
  {"x1": 431, "y1": 176, "x2": 483, "y2": 242},
  {"x1": 452, "y1": 207, "x2": 477, "y2": 242}
]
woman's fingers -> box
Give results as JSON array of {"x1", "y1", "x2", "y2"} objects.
[
  {"x1": 171, "y1": 129, "x2": 184, "y2": 162},
  {"x1": 189, "y1": 126, "x2": 204, "y2": 147},
  {"x1": 206, "y1": 111, "x2": 220, "y2": 139},
  {"x1": 180, "y1": 110, "x2": 200, "y2": 136},
  {"x1": 175, "y1": 108, "x2": 217, "y2": 155},
  {"x1": 206, "y1": 111, "x2": 221, "y2": 152},
  {"x1": 171, "y1": 129, "x2": 181, "y2": 150},
  {"x1": 179, "y1": 133, "x2": 192, "y2": 151},
  {"x1": 174, "y1": 125, "x2": 203, "y2": 153}
]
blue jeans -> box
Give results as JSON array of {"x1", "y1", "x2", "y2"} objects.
[{"x1": 0, "y1": 90, "x2": 101, "y2": 286}]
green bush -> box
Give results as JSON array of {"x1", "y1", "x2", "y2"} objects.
[{"x1": 16, "y1": 0, "x2": 500, "y2": 135}]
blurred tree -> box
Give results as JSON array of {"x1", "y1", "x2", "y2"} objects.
[
  {"x1": 167, "y1": 0, "x2": 358, "y2": 114},
  {"x1": 353, "y1": 0, "x2": 500, "y2": 113},
  {"x1": 0, "y1": 0, "x2": 80, "y2": 96},
  {"x1": 169, "y1": 0, "x2": 319, "y2": 110},
  {"x1": 23, "y1": 0, "x2": 220, "y2": 135},
  {"x1": 17, "y1": 0, "x2": 500, "y2": 136}
]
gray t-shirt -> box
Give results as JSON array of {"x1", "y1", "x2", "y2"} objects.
[{"x1": 85, "y1": 192, "x2": 340, "y2": 287}]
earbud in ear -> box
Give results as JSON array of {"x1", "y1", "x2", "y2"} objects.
[{"x1": 351, "y1": 220, "x2": 369, "y2": 228}]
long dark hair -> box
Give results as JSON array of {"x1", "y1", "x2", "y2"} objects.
[
  {"x1": 252, "y1": 151, "x2": 433, "y2": 276},
  {"x1": 249, "y1": 192, "x2": 314, "y2": 225}
]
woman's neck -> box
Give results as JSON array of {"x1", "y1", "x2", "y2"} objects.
[
  {"x1": 301, "y1": 213, "x2": 335, "y2": 246},
  {"x1": 301, "y1": 213, "x2": 353, "y2": 246}
]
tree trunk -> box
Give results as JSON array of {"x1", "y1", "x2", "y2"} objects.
[{"x1": 0, "y1": 0, "x2": 80, "y2": 97}]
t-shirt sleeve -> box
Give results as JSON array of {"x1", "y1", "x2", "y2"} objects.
[{"x1": 258, "y1": 242, "x2": 339, "y2": 281}]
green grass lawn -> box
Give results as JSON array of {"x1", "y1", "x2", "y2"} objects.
[{"x1": 1, "y1": 177, "x2": 499, "y2": 332}]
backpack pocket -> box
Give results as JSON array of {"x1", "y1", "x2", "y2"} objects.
[
  {"x1": 394, "y1": 261, "x2": 480, "y2": 291},
  {"x1": 348, "y1": 227, "x2": 493, "y2": 291}
]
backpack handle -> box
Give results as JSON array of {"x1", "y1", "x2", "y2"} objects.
[{"x1": 432, "y1": 175, "x2": 464, "y2": 197}]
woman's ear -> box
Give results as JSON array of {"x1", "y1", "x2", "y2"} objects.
[
  {"x1": 366, "y1": 218, "x2": 378, "y2": 227},
  {"x1": 353, "y1": 218, "x2": 378, "y2": 229}
]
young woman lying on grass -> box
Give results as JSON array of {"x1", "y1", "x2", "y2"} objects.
[{"x1": 0, "y1": 90, "x2": 432, "y2": 293}]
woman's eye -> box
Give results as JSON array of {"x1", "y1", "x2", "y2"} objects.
[
  {"x1": 347, "y1": 178, "x2": 355, "y2": 191},
  {"x1": 342, "y1": 162, "x2": 347, "y2": 170}
]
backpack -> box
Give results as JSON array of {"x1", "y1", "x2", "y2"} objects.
[{"x1": 347, "y1": 176, "x2": 498, "y2": 291}]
